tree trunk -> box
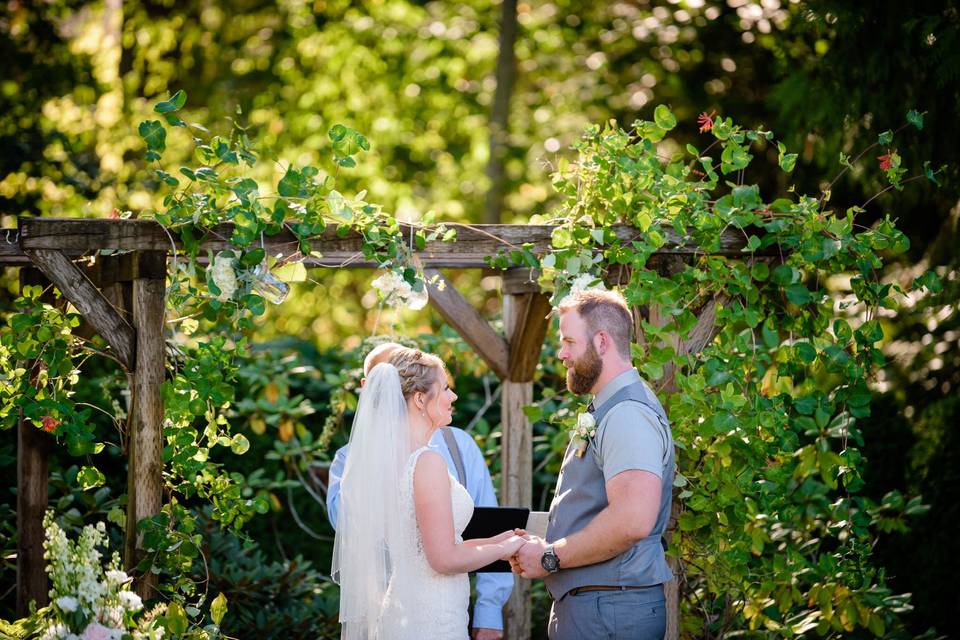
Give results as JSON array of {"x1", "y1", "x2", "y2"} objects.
[{"x1": 484, "y1": 0, "x2": 519, "y2": 224}]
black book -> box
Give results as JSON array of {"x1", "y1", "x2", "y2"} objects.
[{"x1": 461, "y1": 506, "x2": 531, "y2": 573}]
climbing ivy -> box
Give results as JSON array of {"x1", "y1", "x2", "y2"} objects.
[{"x1": 508, "y1": 108, "x2": 942, "y2": 636}]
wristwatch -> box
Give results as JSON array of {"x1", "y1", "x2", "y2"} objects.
[{"x1": 541, "y1": 544, "x2": 560, "y2": 573}]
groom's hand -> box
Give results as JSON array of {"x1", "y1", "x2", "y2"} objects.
[
  {"x1": 471, "y1": 628, "x2": 502, "y2": 640},
  {"x1": 514, "y1": 537, "x2": 550, "y2": 579}
]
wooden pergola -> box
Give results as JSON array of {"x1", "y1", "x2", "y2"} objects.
[{"x1": 2, "y1": 217, "x2": 749, "y2": 639}]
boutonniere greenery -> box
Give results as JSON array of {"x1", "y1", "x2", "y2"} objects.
[{"x1": 569, "y1": 410, "x2": 597, "y2": 458}]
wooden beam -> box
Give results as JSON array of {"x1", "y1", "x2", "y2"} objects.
[
  {"x1": 16, "y1": 268, "x2": 51, "y2": 617},
  {"x1": 506, "y1": 293, "x2": 552, "y2": 382},
  {"x1": 424, "y1": 268, "x2": 509, "y2": 380},
  {"x1": 8, "y1": 218, "x2": 761, "y2": 268},
  {"x1": 126, "y1": 251, "x2": 166, "y2": 600},
  {"x1": 500, "y1": 291, "x2": 536, "y2": 640},
  {"x1": 24, "y1": 248, "x2": 136, "y2": 370}
]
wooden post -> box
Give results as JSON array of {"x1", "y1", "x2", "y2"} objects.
[
  {"x1": 501, "y1": 271, "x2": 550, "y2": 640},
  {"x1": 16, "y1": 268, "x2": 52, "y2": 616},
  {"x1": 125, "y1": 251, "x2": 166, "y2": 599}
]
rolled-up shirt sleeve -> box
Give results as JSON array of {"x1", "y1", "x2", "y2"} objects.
[{"x1": 594, "y1": 402, "x2": 667, "y2": 482}]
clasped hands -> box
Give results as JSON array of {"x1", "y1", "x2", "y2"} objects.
[{"x1": 497, "y1": 529, "x2": 551, "y2": 580}]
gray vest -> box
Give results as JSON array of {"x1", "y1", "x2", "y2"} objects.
[{"x1": 544, "y1": 379, "x2": 675, "y2": 600}]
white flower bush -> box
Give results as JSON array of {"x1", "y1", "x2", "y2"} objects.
[
  {"x1": 371, "y1": 269, "x2": 429, "y2": 310},
  {"x1": 39, "y1": 512, "x2": 164, "y2": 640}
]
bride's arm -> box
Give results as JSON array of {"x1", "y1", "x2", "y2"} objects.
[{"x1": 414, "y1": 452, "x2": 524, "y2": 574}]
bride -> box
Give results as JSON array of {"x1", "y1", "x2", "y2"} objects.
[{"x1": 332, "y1": 347, "x2": 526, "y2": 639}]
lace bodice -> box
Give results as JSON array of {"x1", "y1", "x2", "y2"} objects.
[{"x1": 377, "y1": 446, "x2": 474, "y2": 640}]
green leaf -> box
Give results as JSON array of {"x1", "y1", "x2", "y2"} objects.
[
  {"x1": 230, "y1": 434, "x2": 250, "y2": 455},
  {"x1": 778, "y1": 151, "x2": 798, "y2": 173},
  {"x1": 923, "y1": 160, "x2": 941, "y2": 186},
  {"x1": 138, "y1": 120, "x2": 166, "y2": 161},
  {"x1": 154, "y1": 89, "x2": 187, "y2": 114},
  {"x1": 751, "y1": 262, "x2": 769, "y2": 281},
  {"x1": 906, "y1": 109, "x2": 924, "y2": 130},
  {"x1": 273, "y1": 261, "x2": 307, "y2": 282},
  {"x1": 328, "y1": 124, "x2": 348, "y2": 142},
  {"x1": 240, "y1": 248, "x2": 265, "y2": 267},
  {"x1": 786, "y1": 284, "x2": 814, "y2": 305},
  {"x1": 877, "y1": 130, "x2": 893, "y2": 145},
  {"x1": 165, "y1": 601, "x2": 189, "y2": 635},
  {"x1": 653, "y1": 104, "x2": 677, "y2": 131},
  {"x1": 77, "y1": 466, "x2": 105, "y2": 490},
  {"x1": 277, "y1": 168, "x2": 301, "y2": 197}
]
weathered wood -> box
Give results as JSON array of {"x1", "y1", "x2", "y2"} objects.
[
  {"x1": 8, "y1": 219, "x2": 759, "y2": 268},
  {"x1": 23, "y1": 248, "x2": 136, "y2": 370},
  {"x1": 506, "y1": 293, "x2": 552, "y2": 382},
  {"x1": 501, "y1": 292, "x2": 535, "y2": 640},
  {"x1": 126, "y1": 251, "x2": 166, "y2": 600},
  {"x1": 500, "y1": 382, "x2": 533, "y2": 640},
  {"x1": 425, "y1": 268, "x2": 510, "y2": 380},
  {"x1": 16, "y1": 268, "x2": 52, "y2": 617},
  {"x1": 501, "y1": 267, "x2": 541, "y2": 295}
]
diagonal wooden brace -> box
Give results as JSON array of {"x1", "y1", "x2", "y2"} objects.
[
  {"x1": 425, "y1": 268, "x2": 509, "y2": 380},
  {"x1": 24, "y1": 248, "x2": 137, "y2": 371}
]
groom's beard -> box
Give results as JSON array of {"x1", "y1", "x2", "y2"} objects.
[{"x1": 566, "y1": 342, "x2": 603, "y2": 395}]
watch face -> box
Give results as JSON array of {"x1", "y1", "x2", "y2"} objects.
[{"x1": 541, "y1": 551, "x2": 559, "y2": 572}]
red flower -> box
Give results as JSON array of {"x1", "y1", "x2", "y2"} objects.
[
  {"x1": 698, "y1": 110, "x2": 716, "y2": 133},
  {"x1": 878, "y1": 150, "x2": 894, "y2": 170},
  {"x1": 41, "y1": 416, "x2": 60, "y2": 433},
  {"x1": 108, "y1": 208, "x2": 120, "y2": 219}
]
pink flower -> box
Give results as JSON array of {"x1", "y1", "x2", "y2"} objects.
[
  {"x1": 698, "y1": 110, "x2": 716, "y2": 133},
  {"x1": 81, "y1": 622, "x2": 123, "y2": 640},
  {"x1": 878, "y1": 150, "x2": 895, "y2": 170}
]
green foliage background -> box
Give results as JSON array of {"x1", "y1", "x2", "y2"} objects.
[{"x1": 1, "y1": 0, "x2": 957, "y2": 637}]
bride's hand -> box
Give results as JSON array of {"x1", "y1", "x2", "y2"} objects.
[
  {"x1": 499, "y1": 535, "x2": 527, "y2": 559},
  {"x1": 491, "y1": 529, "x2": 518, "y2": 543}
]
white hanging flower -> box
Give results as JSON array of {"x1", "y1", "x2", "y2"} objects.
[
  {"x1": 55, "y1": 596, "x2": 79, "y2": 613},
  {"x1": 557, "y1": 272, "x2": 606, "y2": 307},
  {"x1": 372, "y1": 269, "x2": 429, "y2": 310},
  {"x1": 210, "y1": 252, "x2": 238, "y2": 301},
  {"x1": 569, "y1": 273, "x2": 605, "y2": 296}
]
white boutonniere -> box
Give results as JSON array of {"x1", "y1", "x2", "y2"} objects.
[{"x1": 570, "y1": 410, "x2": 597, "y2": 458}]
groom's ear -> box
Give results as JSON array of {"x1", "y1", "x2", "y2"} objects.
[{"x1": 595, "y1": 331, "x2": 609, "y2": 355}]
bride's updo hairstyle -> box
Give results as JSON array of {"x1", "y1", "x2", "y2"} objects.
[{"x1": 387, "y1": 346, "x2": 446, "y2": 400}]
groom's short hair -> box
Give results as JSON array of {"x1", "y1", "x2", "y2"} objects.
[
  {"x1": 363, "y1": 342, "x2": 403, "y2": 375},
  {"x1": 557, "y1": 289, "x2": 633, "y2": 358}
]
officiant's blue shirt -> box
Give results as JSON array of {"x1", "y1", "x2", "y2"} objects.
[{"x1": 327, "y1": 427, "x2": 513, "y2": 631}]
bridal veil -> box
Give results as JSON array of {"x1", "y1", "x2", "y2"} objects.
[{"x1": 331, "y1": 362, "x2": 414, "y2": 639}]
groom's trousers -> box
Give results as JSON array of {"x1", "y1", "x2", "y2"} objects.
[{"x1": 547, "y1": 584, "x2": 666, "y2": 640}]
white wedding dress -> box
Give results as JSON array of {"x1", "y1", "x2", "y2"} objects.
[{"x1": 379, "y1": 446, "x2": 475, "y2": 640}]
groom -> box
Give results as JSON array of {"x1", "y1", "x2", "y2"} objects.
[{"x1": 510, "y1": 289, "x2": 674, "y2": 639}]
